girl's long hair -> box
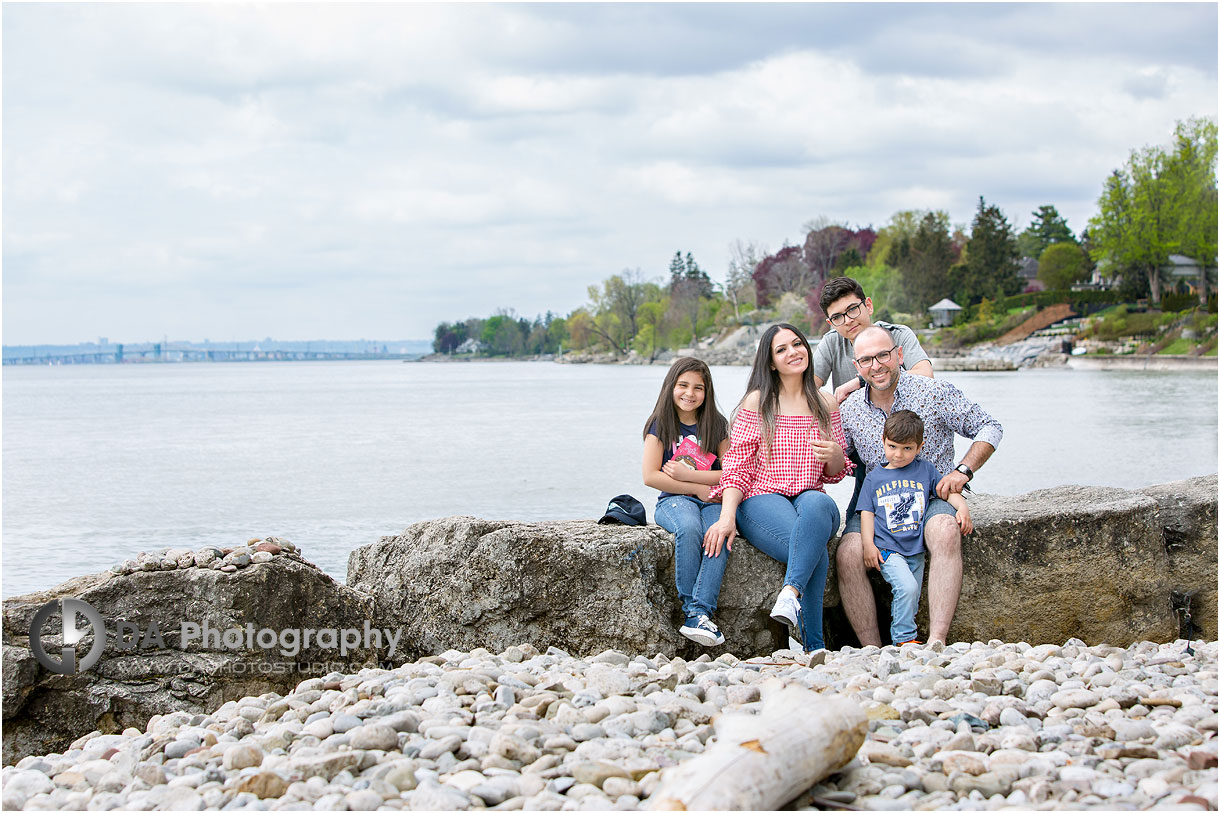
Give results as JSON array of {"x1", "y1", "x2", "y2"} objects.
[
  {"x1": 642, "y1": 357, "x2": 728, "y2": 457},
  {"x1": 738, "y1": 322, "x2": 832, "y2": 454}
]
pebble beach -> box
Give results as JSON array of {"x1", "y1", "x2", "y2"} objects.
[{"x1": 3, "y1": 638, "x2": 1216, "y2": 811}]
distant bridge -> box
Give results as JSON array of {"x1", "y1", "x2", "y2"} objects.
[{"x1": 3, "y1": 344, "x2": 420, "y2": 365}]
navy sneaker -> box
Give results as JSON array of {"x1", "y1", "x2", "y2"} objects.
[{"x1": 679, "y1": 614, "x2": 725, "y2": 646}]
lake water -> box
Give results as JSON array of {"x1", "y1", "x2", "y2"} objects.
[{"x1": 3, "y1": 360, "x2": 1216, "y2": 597}]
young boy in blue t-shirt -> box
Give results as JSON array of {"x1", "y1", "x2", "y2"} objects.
[{"x1": 858, "y1": 410, "x2": 972, "y2": 645}]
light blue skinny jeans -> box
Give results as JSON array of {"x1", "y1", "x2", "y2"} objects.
[
  {"x1": 736, "y1": 489, "x2": 840, "y2": 651},
  {"x1": 655, "y1": 495, "x2": 728, "y2": 620},
  {"x1": 880, "y1": 549, "x2": 926, "y2": 644}
]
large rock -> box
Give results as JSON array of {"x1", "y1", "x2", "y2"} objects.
[
  {"x1": 2, "y1": 553, "x2": 386, "y2": 765},
  {"x1": 932, "y1": 474, "x2": 1217, "y2": 646},
  {"x1": 351, "y1": 476, "x2": 1218, "y2": 660},
  {"x1": 1140, "y1": 477, "x2": 1218, "y2": 641},
  {"x1": 347, "y1": 517, "x2": 791, "y2": 660},
  {"x1": 5, "y1": 476, "x2": 1214, "y2": 766}
]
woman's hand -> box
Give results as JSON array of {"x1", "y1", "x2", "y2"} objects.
[
  {"x1": 662, "y1": 460, "x2": 693, "y2": 481},
  {"x1": 694, "y1": 484, "x2": 712, "y2": 501},
  {"x1": 809, "y1": 437, "x2": 842, "y2": 465},
  {"x1": 703, "y1": 516, "x2": 736, "y2": 557}
]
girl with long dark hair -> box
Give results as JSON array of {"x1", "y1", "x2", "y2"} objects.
[{"x1": 642, "y1": 357, "x2": 730, "y2": 646}]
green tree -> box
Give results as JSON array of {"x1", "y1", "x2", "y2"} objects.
[
  {"x1": 564, "y1": 309, "x2": 594, "y2": 351},
  {"x1": 1017, "y1": 204, "x2": 1076, "y2": 259},
  {"x1": 680, "y1": 252, "x2": 713, "y2": 297},
  {"x1": 634, "y1": 300, "x2": 668, "y2": 361},
  {"x1": 1164, "y1": 117, "x2": 1219, "y2": 303},
  {"x1": 891, "y1": 210, "x2": 955, "y2": 312},
  {"x1": 869, "y1": 210, "x2": 923, "y2": 267},
  {"x1": 432, "y1": 321, "x2": 467, "y2": 354},
  {"x1": 835, "y1": 247, "x2": 864, "y2": 272},
  {"x1": 1089, "y1": 118, "x2": 1218, "y2": 306},
  {"x1": 1090, "y1": 155, "x2": 1173, "y2": 305},
  {"x1": 481, "y1": 311, "x2": 524, "y2": 356},
  {"x1": 952, "y1": 197, "x2": 1022, "y2": 305},
  {"x1": 586, "y1": 270, "x2": 656, "y2": 355},
  {"x1": 668, "y1": 252, "x2": 686, "y2": 284},
  {"x1": 1037, "y1": 242, "x2": 1089, "y2": 290},
  {"x1": 546, "y1": 315, "x2": 568, "y2": 354}
]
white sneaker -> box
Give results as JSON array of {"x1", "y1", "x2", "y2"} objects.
[{"x1": 770, "y1": 589, "x2": 801, "y2": 636}]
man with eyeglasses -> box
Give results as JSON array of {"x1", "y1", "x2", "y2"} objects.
[
  {"x1": 814, "y1": 277, "x2": 935, "y2": 520},
  {"x1": 836, "y1": 326, "x2": 1003, "y2": 647},
  {"x1": 814, "y1": 277, "x2": 933, "y2": 406}
]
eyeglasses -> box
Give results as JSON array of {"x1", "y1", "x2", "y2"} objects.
[
  {"x1": 826, "y1": 301, "x2": 865, "y2": 325},
  {"x1": 854, "y1": 348, "x2": 895, "y2": 368}
]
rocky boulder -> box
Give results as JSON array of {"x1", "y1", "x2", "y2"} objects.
[
  {"x1": 352, "y1": 476, "x2": 1217, "y2": 661},
  {"x1": 347, "y1": 517, "x2": 792, "y2": 661},
  {"x1": 2, "y1": 547, "x2": 387, "y2": 765},
  {"x1": 927, "y1": 474, "x2": 1217, "y2": 647}
]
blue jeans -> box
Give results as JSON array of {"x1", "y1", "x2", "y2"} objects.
[
  {"x1": 736, "y1": 490, "x2": 840, "y2": 650},
  {"x1": 880, "y1": 549, "x2": 926, "y2": 643},
  {"x1": 655, "y1": 496, "x2": 727, "y2": 619}
]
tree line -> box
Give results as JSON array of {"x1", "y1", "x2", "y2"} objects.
[{"x1": 434, "y1": 118, "x2": 1217, "y2": 357}]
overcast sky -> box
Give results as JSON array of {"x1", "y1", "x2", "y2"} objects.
[{"x1": 4, "y1": 3, "x2": 1216, "y2": 345}]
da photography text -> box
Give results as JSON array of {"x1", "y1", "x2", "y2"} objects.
[{"x1": 29, "y1": 597, "x2": 403, "y2": 675}]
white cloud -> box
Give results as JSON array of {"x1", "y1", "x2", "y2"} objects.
[{"x1": 3, "y1": 3, "x2": 1216, "y2": 344}]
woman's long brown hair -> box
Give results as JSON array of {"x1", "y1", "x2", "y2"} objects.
[{"x1": 738, "y1": 323, "x2": 832, "y2": 455}]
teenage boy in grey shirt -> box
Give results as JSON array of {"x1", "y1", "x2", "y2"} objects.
[
  {"x1": 813, "y1": 277, "x2": 935, "y2": 517},
  {"x1": 813, "y1": 277, "x2": 933, "y2": 405}
]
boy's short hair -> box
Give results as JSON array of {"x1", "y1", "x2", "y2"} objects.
[
  {"x1": 884, "y1": 410, "x2": 924, "y2": 445},
  {"x1": 819, "y1": 277, "x2": 867, "y2": 316}
]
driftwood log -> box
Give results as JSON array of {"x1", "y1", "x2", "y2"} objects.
[{"x1": 648, "y1": 683, "x2": 866, "y2": 810}]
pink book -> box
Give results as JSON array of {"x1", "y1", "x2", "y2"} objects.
[{"x1": 671, "y1": 436, "x2": 716, "y2": 471}]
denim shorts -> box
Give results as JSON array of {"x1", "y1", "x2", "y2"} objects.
[{"x1": 844, "y1": 496, "x2": 956, "y2": 536}]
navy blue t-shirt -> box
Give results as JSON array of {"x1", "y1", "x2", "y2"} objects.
[
  {"x1": 857, "y1": 458, "x2": 943, "y2": 557},
  {"x1": 648, "y1": 421, "x2": 721, "y2": 499}
]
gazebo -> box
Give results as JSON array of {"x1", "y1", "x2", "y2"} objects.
[{"x1": 928, "y1": 298, "x2": 963, "y2": 327}]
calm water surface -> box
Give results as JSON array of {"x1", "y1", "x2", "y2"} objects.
[{"x1": 3, "y1": 360, "x2": 1216, "y2": 596}]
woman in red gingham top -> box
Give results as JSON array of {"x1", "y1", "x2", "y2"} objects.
[
  {"x1": 703, "y1": 323, "x2": 851, "y2": 652},
  {"x1": 709, "y1": 407, "x2": 851, "y2": 500}
]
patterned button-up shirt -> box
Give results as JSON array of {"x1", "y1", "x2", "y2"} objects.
[{"x1": 840, "y1": 372, "x2": 1004, "y2": 478}]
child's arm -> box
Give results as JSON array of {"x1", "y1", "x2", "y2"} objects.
[
  {"x1": 945, "y1": 491, "x2": 972, "y2": 535},
  {"x1": 662, "y1": 460, "x2": 722, "y2": 486},
  {"x1": 860, "y1": 510, "x2": 882, "y2": 571},
  {"x1": 661, "y1": 437, "x2": 729, "y2": 486},
  {"x1": 643, "y1": 435, "x2": 711, "y2": 500}
]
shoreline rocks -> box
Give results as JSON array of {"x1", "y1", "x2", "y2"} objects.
[
  {"x1": 1, "y1": 639, "x2": 1215, "y2": 811},
  {"x1": 345, "y1": 518, "x2": 791, "y2": 664},
  {"x1": 2, "y1": 542, "x2": 387, "y2": 766},
  {"x1": 3, "y1": 475, "x2": 1216, "y2": 775}
]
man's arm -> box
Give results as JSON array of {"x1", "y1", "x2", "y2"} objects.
[
  {"x1": 891, "y1": 324, "x2": 932, "y2": 377},
  {"x1": 812, "y1": 333, "x2": 835, "y2": 390},
  {"x1": 936, "y1": 440, "x2": 997, "y2": 498}
]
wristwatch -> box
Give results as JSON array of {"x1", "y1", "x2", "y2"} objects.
[
  {"x1": 857, "y1": 374, "x2": 866, "y2": 389},
  {"x1": 955, "y1": 463, "x2": 974, "y2": 481}
]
